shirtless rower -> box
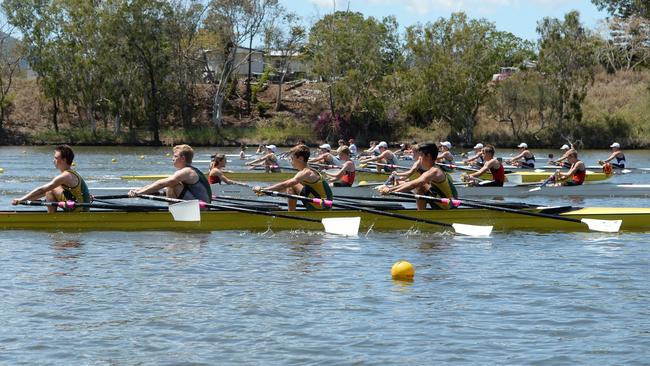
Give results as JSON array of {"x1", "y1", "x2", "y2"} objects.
[
  {"x1": 361, "y1": 141, "x2": 398, "y2": 172},
  {"x1": 310, "y1": 143, "x2": 342, "y2": 167},
  {"x1": 12, "y1": 144, "x2": 90, "y2": 213},
  {"x1": 253, "y1": 145, "x2": 333, "y2": 211},
  {"x1": 463, "y1": 143, "x2": 484, "y2": 168},
  {"x1": 550, "y1": 144, "x2": 574, "y2": 168},
  {"x1": 463, "y1": 144, "x2": 505, "y2": 187},
  {"x1": 246, "y1": 145, "x2": 281, "y2": 172},
  {"x1": 128, "y1": 144, "x2": 211, "y2": 202},
  {"x1": 378, "y1": 143, "x2": 457, "y2": 210}
]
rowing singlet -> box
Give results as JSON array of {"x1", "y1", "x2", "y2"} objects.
[
  {"x1": 427, "y1": 172, "x2": 458, "y2": 210},
  {"x1": 522, "y1": 153, "x2": 535, "y2": 168},
  {"x1": 300, "y1": 169, "x2": 333, "y2": 210},
  {"x1": 340, "y1": 168, "x2": 356, "y2": 186},
  {"x1": 180, "y1": 166, "x2": 212, "y2": 203},
  {"x1": 615, "y1": 153, "x2": 626, "y2": 168},
  {"x1": 208, "y1": 170, "x2": 221, "y2": 185},
  {"x1": 570, "y1": 163, "x2": 586, "y2": 185},
  {"x1": 62, "y1": 169, "x2": 90, "y2": 212},
  {"x1": 489, "y1": 163, "x2": 505, "y2": 186}
]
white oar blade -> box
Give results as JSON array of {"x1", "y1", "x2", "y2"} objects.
[
  {"x1": 528, "y1": 186, "x2": 542, "y2": 192},
  {"x1": 451, "y1": 223, "x2": 493, "y2": 237},
  {"x1": 506, "y1": 174, "x2": 523, "y2": 185},
  {"x1": 321, "y1": 217, "x2": 360, "y2": 236},
  {"x1": 580, "y1": 218, "x2": 622, "y2": 233},
  {"x1": 169, "y1": 200, "x2": 201, "y2": 222}
]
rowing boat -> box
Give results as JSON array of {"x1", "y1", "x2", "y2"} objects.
[
  {"x1": 479, "y1": 171, "x2": 613, "y2": 183},
  {"x1": 2, "y1": 206, "x2": 648, "y2": 232}
]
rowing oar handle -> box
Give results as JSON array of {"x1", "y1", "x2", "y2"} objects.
[
  {"x1": 390, "y1": 192, "x2": 588, "y2": 225},
  {"x1": 261, "y1": 190, "x2": 456, "y2": 228}
]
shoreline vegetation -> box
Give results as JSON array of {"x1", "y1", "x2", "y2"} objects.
[{"x1": 1, "y1": 2, "x2": 649, "y2": 149}]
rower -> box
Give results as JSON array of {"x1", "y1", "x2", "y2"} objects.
[
  {"x1": 347, "y1": 138, "x2": 358, "y2": 157},
  {"x1": 463, "y1": 144, "x2": 505, "y2": 187},
  {"x1": 463, "y1": 143, "x2": 484, "y2": 168},
  {"x1": 378, "y1": 143, "x2": 457, "y2": 210},
  {"x1": 253, "y1": 145, "x2": 333, "y2": 211},
  {"x1": 507, "y1": 142, "x2": 535, "y2": 168},
  {"x1": 325, "y1": 147, "x2": 356, "y2": 187},
  {"x1": 550, "y1": 144, "x2": 574, "y2": 168},
  {"x1": 436, "y1": 141, "x2": 454, "y2": 164},
  {"x1": 335, "y1": 139, "x2": 347, "y2": 155},
  {"x1": 555, "y1": 150, "x2": 586, "y2": 186},
  {"x1": 361, "y1": 141, "x2": 398, "y2": 172},
  {"x1": 360, "y1": 141, "x2": 378, "y2": 157},
  {"x1": 310, "y1": 143, "x2": 342, "y2": 167},
  {"x1": 239, "y1": 145, "x2": 247, "y2": 160},
  {"x1": 388, "y1": 144, "x2": 423, "y2": 185},
  {"x1": 208, "y1": 154, "x2": 246, "y2": 186},
  {"x1": 246, "y1": 145, "x2": 281, "y2": 172},
  {"x1": 11, "y1": 144, "x2": 90, "y2": 213},
  {"x1": 128, "y1": 144, "x2": 211, "y2": 202},
  {"x1": 599, "y1": 142, "x2": 626, "y2": 169}
]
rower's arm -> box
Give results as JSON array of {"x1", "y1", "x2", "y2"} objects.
[
  {"x1": 13, "y1": 174, "x2": 68, "y2": 203},
  {"x1": 246, "y1": 154, "x2": 269, "y2": 165},
  {"x1": 394, "y1": 160, "x2": 419, "y2": 177},
  {"x1": 559, "y1": 162, "x2": 580, "y2": 180},
  {"x1": 326, "y1": 161, "x2": 352, "y2": 180},
  {"x1": 135, "y1": 170, "x2": 185, "y2": 195},
  {"x1": 464, "y1": 154, "x2": 480, "y2": 163},
  {"x1": 470, "y1": 160, "x2": 493, "y2": 178},
  {"x1": 509, "y1": 152, "x2": 524, "y2": 161},
  {"x1": 600, "y1": 152, "x2": 617, "y2": 163},
  {"x1": 388, "y1": 171, "x2": 431, "y2": 193}
]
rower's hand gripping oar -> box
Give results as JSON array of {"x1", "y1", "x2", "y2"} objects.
[
  {"x1": 136, "y1": 194, "x2": 360, "y2": 236},
  {"x1": 389, "y1": 192, "x2": 622, "y2": 233},
  {"x1": 261, "y1": 190, "x2": 493, "y2": 237},
  {"x1": 529, "y1": 170, "x2": 558, "y2": 192}
]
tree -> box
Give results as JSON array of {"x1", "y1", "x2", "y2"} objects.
[
  {"x1": 264, "y1": 11, "x2": 305, "y2": 111},
  {"x1": 596, "y1": 16, "x2": 650, "y2": 72},
  {"x1": 537, "y1": 11, "x2": 599, "y2": 140},
  {"x1": 307, "y1": 11, "x2": 403, "y2": 140},
  {"x1": 592, "y1": 0, "x2": 650, "y2": 19},
  {"x1": 0, "y1": 19, "x2": 23, "y2": 130},
  {"x1": 204, "y1": 0, "x2": 279, "y2": 128},
  {"x1": 402, "y1": 12, "x2": 532, "y2": 144}
]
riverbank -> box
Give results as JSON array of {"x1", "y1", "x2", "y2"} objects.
[{"x1": 3, "y1": 70, "x2": 650, "y2": 148}]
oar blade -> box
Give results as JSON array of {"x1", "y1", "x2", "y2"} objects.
[
  {"x1": 321, "y1": 217, "x2": 361, "y2": 236},
  {"x1": 580, "y1": 218, "x2": 622, "y2": 233},
  {"x1": 451, "y1": 223, "x2": 493, "y2": 237},
  {"x1": 169, "y1": 200, "x2": 201, "y2": 222},
  {"x1": 528, "y1": 186, "x2": 542, "y2": 192},
  {"x1": 506, "y1": 174, "x2": 523, "y2": 185}
]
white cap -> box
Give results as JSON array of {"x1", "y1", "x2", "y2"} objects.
[
  {"x1": 399, "y1": 143, "x2": 406, "y2": 148},
  {"x1": 439, "y1": 141, "x2": 452, "y2": 149},
  {"x1": 319, "y1": 143, "x2": 331, "y2": 150},
  {"x1": 517, "y1": 142, "x2": 528, "y2": 149},
  {"x1": 377, "y1": 141, "x2": 388, "y2": 149},
  {"x1": 265, "y1": 144, "x2": 277, "y2": 152},
  {"x1": 560, "y1": 144, "x2": 570, "y2": 150},
  {"x1": 610, "y1": 142, "x2": 620, "y2": 148},
  {"x1": 473, "y1": 143, "x2": 484, "y2": 149}
]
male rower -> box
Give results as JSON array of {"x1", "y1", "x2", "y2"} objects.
[
  {"x1": 463, "y1": 143, "x2": 484, "y2": 168},
  {"x1": 128, "y1": 144, "x2": 211, "y2": 202},
  {"x1": 253, "y1": 145, "x2": 333, "y2": 211},
  {"x1": 386, "y1": 145, "x2": 423, "y2": 185},
  {"x1": 379, "y1": 143, "x2": 457, "y2": 210},
  {"x1": 598, "y1": 142, "x2": 626, "y2": 169},
  {"x1": 361, "y1": 141, "x2": 398, "y2": 172},
  {"x1": 246, "y1": 145, "x2": 281, "y2": 172},
  {"x1": 436, "y1": 141, "x2": 454, "y2": 164},
  {"x1": 507, "y1": 142, "x2": 535, "y2": 168},
  {"x1": 463, "y1": 144, "x2": 505, "y2": 187},
  {"x1": 347, "y1": 138, "x2": 358, "y2": 157},
  {"x1": 554, "y1": 150, "x2": 586, "y2": 186},
  {"x1": 325, "y1": 147, "x2": 356, "y2": 187},
  {"x1": 12, "y1": 144, "x2": 90, "y2": 213},
  {"x1": 208, "y1": 153, "x2": 246, "y2": 186},
  {"x1": 310, "y1": 143, "x2": 342, "y2": 167}
]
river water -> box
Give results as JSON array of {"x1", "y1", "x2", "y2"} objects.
[{"x1": 0, "y1": 146, "x2": 649, "y2": 364}]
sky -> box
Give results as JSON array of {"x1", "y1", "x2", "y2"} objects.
[{"x1": 279, "y1": 0, "x2": 609, "y2": 41}]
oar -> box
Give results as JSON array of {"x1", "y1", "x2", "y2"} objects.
[
  {"x1": 359, "y1": 161, "x2": 410, "y2": 170},
  {"x1": 389, "y1": 192, "x2": 621, "y2": 233},
  {"x1": 135, "y1": 194, "x2": 360, "y2": 236},
  {"x1": 529, "y1": 170, "x2": 558, "y2": 192},
  {"x1": 261, "y1": 190, "x2": 492, "y2": 236},
  {"x1": 18, "y1": 200, "x2": 168, "y2": 211}
]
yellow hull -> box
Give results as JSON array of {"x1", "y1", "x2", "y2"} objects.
[{"x1": 1, "y1": 207, "x2": 648, "y2": 232}]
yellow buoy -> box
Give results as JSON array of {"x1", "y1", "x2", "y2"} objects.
[
  {"x1": 358, "y1": 180, "x2": 368, "y2": 186},
  {"x1": 391, "y1": 261, "x2": 415, "y2": 280},
  {"x1": 139, "y1": 155, "x2": 145, "y2": 160},
  {"x1": 111, "y1": 158, "x2": 117, "y2": 163},
  {"x1": 71, "y1": 162, "x2": 76, "y2": 167},
  {"x1": 0, "y1": 168, "x2": 4, "y2": 173},
  {"x1": 165, "y1": 153, "x2": 171, "y2": 157}
]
